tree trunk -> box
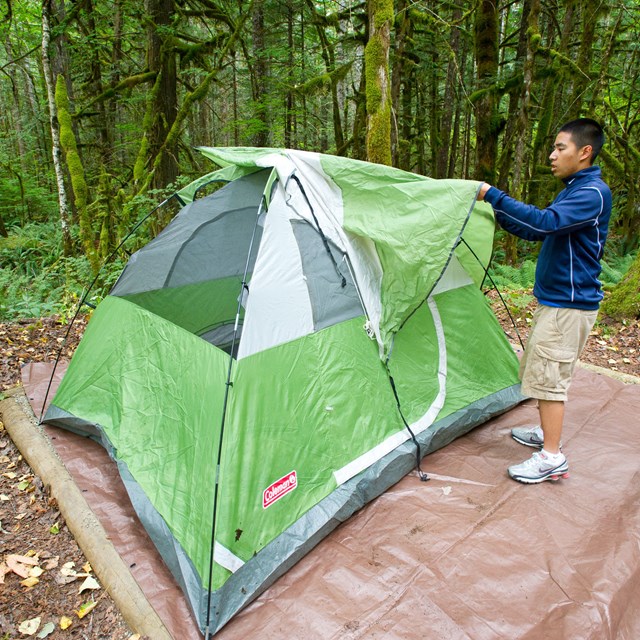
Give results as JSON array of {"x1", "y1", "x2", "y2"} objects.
[
  {"x1": 285, "y1": 0, "x2": 295, "y2": 148},
  {"x1": 352, "y1": 59, "x2": 367, "y2": 161},
  {"x1": 365, "y1": 0, "x2": 392, "y2": 165},
  {"x1": 251, "y1": 0, "x2": 269, "y2": 147},
  {"x1": 144, "y1": 0, "x2": 178, "y2": 189},
  {"x1": 496, "y1": 0, "x2": 532, "y2": 192},
  {"x1": 42, "y1": 0, "x2": 73, "y2": 256},
  {"x1": 436, "y1": 5, "x2": 462, "y2": 179},
  {"x1": 473, "y1": 0, "x2": 499, "y2": 182},
  {"x1": 565, "y1": 0, "x2": 598, "y2": 120},
  {"x1": 390, "y1": 0, "x2": 411, "y2": 168}
]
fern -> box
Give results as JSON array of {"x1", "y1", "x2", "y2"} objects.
[{"x1": 488, "y1": 260, "x2": 537, "y2": 290}]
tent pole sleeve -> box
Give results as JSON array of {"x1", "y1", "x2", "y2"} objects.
[
  {"x1": 285, "y1": 173, "x2": 347, "y2": 288},
  {"x1": 204, "y1": 194, "x2": 266, "y2": 638},
  {"x1": 385, "y1": 367, "x2": 429, "y2": 483}
]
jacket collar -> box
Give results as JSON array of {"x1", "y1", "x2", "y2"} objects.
[{"x1": 564, "y1": 165, "x2": 601, "y2": 186}]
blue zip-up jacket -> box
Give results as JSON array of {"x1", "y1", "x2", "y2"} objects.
[{"x1": 484, "y1": 166, "x2": 612, "y2": 310}]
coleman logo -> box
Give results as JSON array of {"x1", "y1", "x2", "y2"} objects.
[{"x1": 263, "y1": 471, "x2": 297, "y2": 509}]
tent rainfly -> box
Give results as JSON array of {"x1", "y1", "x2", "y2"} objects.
[{"x1": 44, "y1": 148, "x2": 522, "y2": 636}]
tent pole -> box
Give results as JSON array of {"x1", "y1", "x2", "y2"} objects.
[
  {"x1": 204, "y1": 195, "x2": 266, "y2": 638},
  {"x1": 459, "y1": 237, "x2": 525, "y2": 351}
]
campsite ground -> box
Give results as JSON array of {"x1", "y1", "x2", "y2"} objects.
[{"x1": 0, "y1": 300, "x2": 638, "y2": 639}]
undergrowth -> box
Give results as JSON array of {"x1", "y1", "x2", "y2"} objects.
[{"x1": 0, "y1": 222, "x2": 124, "y2": 321}]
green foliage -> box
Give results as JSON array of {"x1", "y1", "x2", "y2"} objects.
[
  {"x1": 0, "y1": 222, "x2": 124, "y2": 321},
  {"x1": 488, "y1": 259, "x2": 537, "y2": 290},
  {"x1": 489, "y1": 249, "x2": 634, "y2": 294},
  {"x1": 601, "y1": 250, "x2": 640, "y2": 319},
  {"x1": 600, "y1": 251, "x2": 637, "y2": 289}
]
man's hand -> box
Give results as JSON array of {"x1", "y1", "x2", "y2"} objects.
[{"x1": 477, "y1": 182, "x2": 491, "y2": 201}]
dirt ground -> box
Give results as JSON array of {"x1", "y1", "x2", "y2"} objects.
[{"x1": 0, "y1": 301, "x2": 638, "y2": 639}]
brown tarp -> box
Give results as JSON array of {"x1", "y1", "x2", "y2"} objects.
[{"x1": 22, "y1": 363, "x2": 640, "y2": 639}]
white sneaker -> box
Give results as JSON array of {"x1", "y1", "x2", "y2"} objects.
[
  {"x1": 508, "y1": 451, "x2": 569, "y2": 484},
  {"x1": 511, "y1": 425, "x2": 562, "y2": 450},
  {"x1": 511, "y1": 425, "x2": 544, "y2": 448}
]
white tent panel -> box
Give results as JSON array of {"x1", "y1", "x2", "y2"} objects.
[
  {"x1": 431, "y1": 254, "x2": 474, "y2": 295},
  {"x1": 280, "y1": 151, "x2": 385, "y2": 351},
  {"x1": 237, "y1": 184, "x2": 315, "y2": 360}
]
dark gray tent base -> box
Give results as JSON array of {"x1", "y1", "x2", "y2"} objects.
[{"x1": 45, "y1": 385, "x2": 523, "y2": 634}]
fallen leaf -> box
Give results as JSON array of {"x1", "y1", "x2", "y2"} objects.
[
  {"x1": 21, "y1": 576, "x2": 40, "y2": 588},
  {"x1": 82, "y1": 562, "x2": 92, "y2": 573},
  {"x1": 60, "y1": 562, "x2": 76, "y2": 577},
  {"x1": 3, "y1": 471, "x2": 17, "y2": 479},
  {"x1": 128, "y1": 635, "x2": 141, "y2": 640},
  {"x1": 0, "y1": 494, "x2": 10, "y2": 501},
  {"x1": 18, "y1": 616, "x2": 41, "y2": 635},
  {"x1": 6, "y1": 554, "x2": 38, "y2": 578},
  {"x1": 29, "y1": 566, "x2": 44, "y2": 578},
  {"x1": 18, "y1": 480, "x2": 31, "y2": 491},
  {"x1": 44, "y1": 557, "x2": 59, "y2": 570},
  {"x1": 0, "y1": 562, "x2": 11, "y2": 583},
  {"x1": 49, "y1": 522, "x2": 60, "y2": 535},
  {"x1": 59, "y1": 616, "x2": 73, "y2": 630},
  {"x1": 78, "y1": 575, "x2": 101, "y2": 593},
  {"x1": 75, "y1": 601, "x2": 97, "y2": 618},
  {"x1": 36, "y1": 622, "x2": 55, "y2": 638}
]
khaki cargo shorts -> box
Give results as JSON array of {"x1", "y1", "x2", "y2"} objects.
[{"x1": 520, "y1": 304, "x2": 598, "y2": 402}]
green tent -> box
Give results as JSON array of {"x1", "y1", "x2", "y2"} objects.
[{"x1": 44, "y1": 148, "x2": 521, "y2": 636}]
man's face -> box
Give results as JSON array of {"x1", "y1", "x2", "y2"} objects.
[{"x1": 549, "y1": 131, "x2": 592, "y2": 179}]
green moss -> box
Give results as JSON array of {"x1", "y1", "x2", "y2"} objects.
[
  {"x1": 365, "y1": 37, "x2": 386, "y2": 111},
  {"x1": 133, "y1": 135, "x2": 149, "y2": 183},
  {"x1": 54, "y1": 75, "x2": 97, "y2": 272},
  {"x1": 601, "y1": 253, "x2": 640, "y2": 319},
  {"x1": 370, "y1": 0, "x2": 393, "y2": 29},
  {"x1": 366, "y1": 106, "x2": 392, "y2": 165}
]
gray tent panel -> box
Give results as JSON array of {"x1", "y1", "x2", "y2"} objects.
[
  {"x1": 111, "y1": 169, "x2": 272, "y2": 297},
  {"x1": 291, "y1": 220, "x2": 363, "y2": 331}
]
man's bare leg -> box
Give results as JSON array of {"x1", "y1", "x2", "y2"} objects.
[{"x1": 539, "y1": 399, "x2": 564, "y2": 454}]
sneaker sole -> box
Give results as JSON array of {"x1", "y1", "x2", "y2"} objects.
[{"x1": 509, "y1": 469, "x2": 570, "y2": 484}]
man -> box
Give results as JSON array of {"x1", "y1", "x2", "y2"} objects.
[{"x1": 477, "y1": 118, "x2": 612, "y2": 484}]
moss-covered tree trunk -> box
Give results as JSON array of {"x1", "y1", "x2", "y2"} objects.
[
  {"x1": 473, "y1": 0, "x2": 499, "y2": 182},
  {"x1": 365, "y1": 0, "x2": 392, "y2": 166},
  {"x1": 41, "y1": 0, "x2": 73, "y2": 256},
  {"x1": 436, "y1": 5, "x2": 462, "y2": 179},
  {"x1": 134, "y1": 0, "x2": 178, "y2": 191},
  {"x1": 564, "y1": 0, "x2": 598, "y2": 121},
  {"x1": 55, "y1": 76, "x2": 99, "y2": 273},
  {"x1": 390, "y1": 0, "x2": 413, "y2": 169},
  {"x1": 250, "y1": 0, "x2": 269, "y2": 147}
]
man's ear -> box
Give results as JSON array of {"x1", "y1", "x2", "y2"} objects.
[{"x1": 580, "y1": 144, "x2": 594, "y2": 163}]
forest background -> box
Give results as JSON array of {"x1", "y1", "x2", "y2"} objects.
[{"x1": 0, "y1": 0, "x2": 639, "y2": 322}]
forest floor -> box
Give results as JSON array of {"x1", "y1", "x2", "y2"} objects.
[{"x1": 0, "y1": 300, "x2": 638, "y2": 639}]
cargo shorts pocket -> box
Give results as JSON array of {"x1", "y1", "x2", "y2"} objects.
[{"x1": 531, "y1": 344, "x2": 576, "y2": 392}]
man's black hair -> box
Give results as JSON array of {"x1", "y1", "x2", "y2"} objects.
[{"x1": 559, "y1": 118, "x2": 605, "y2": 162}]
